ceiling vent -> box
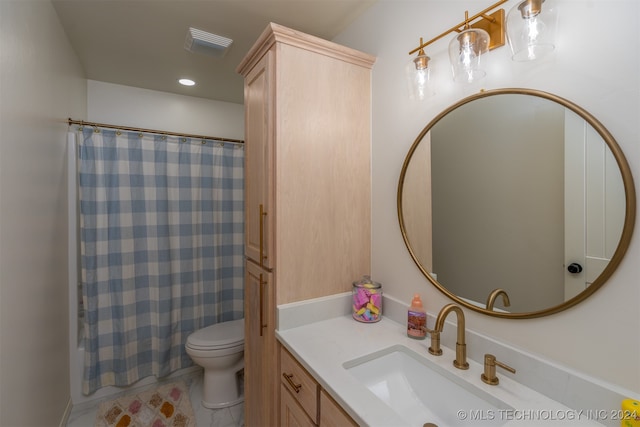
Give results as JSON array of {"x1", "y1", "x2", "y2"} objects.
[{"x1": 184, "y1": 27, "x2": 233, "y2": 58}]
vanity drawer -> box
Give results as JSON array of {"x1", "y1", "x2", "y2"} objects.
[{"x1": 280, "y1": 347, "x2": 319, "y2": 423}]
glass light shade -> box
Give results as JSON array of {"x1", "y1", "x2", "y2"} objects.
[
  {"x1": 506, "y1": 0, "x2": 557, "y2": 61},
  {"x1": 448, "y1": 28, "x2": 490, "y2": 84},
  {"x1": 405, "y1": 52, "x2": 432, "y2": 100}
]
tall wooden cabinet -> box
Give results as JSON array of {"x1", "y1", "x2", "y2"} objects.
[{"x1": 237, "y1": 23, "x2": 375, "y2": 426}]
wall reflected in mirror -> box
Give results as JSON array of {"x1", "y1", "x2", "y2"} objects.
[{"x1": 398, "y1": 89, "x2": 635, "y2": 318}]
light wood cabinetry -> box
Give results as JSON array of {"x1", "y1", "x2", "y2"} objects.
[
  {"x1": 243, "y1": 50, "x2": 273, "y2": 270},
  {"x1": 280, "y1": 347, "x2": 319, "y2": 424},
  {"x1": 237, "y1": 23, "x2": 374, "y2": 426},
  {"x1": 280, "y1": 347, "x2": 358, "y2": 427},
  {"x1": 281, "y1": 384, "x2": 317, "y2": 427},
  {"x1": 319, "y1": 390, "x2": 358, "y2": 427},
  {"x1": 244, "y1": 261, "x2": 275, "y2": 426}
]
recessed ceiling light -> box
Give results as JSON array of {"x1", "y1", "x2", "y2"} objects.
[{"x1": 178, "y1": 78, "x2": 196, "y2": 86}]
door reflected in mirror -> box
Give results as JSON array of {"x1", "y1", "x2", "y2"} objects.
[{"x1": 398, "y1": 89, "x2": 635, "y2": 318}]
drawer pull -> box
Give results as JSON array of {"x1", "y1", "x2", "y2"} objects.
[{"x1": 282, "y1": 372, "x2": 302, "y2": 393}]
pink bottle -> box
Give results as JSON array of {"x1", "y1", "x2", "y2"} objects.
[{"x1": 407, "y1": 294, "x2": 426, "y2": 339}]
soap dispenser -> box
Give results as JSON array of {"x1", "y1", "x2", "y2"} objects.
[{"x1": 407, "y1": 294, "x2": 427, "y2": 339}]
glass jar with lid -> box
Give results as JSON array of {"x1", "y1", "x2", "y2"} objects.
[{"x1": 352, "y1": 275, "x2": 382, "y2": 323}]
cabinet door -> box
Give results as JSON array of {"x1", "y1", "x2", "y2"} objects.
[
  {"x1": 244, "y1": 50, "x2": 274, "y2": 270},
  {"x1": 244, "y1": 260, "x2": 276, "y2": 426},
  {"x1": 281, "y1": 384, "x2": 316, "y2": 427},
  {"x1": 319, "y1": 390, "x2": 358, "y2": 427}
]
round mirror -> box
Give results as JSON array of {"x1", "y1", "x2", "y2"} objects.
[{"x1": 398, "y1": 88, "x2": 635, "y2": 318}]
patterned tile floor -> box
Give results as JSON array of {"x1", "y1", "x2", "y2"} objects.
[{"x1": 67, "y1": 373, "x2": 244, "y2": 427}]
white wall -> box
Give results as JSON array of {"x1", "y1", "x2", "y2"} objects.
[
  {"x1": 335, "y1": 0, "x2": 640, "y2": 393},
  {"x1": 0, "y1": 1, "x2": 87, "y2": 425},
  {"x1": 87, "y1": 80, "x2": 244, "y2": 140}
]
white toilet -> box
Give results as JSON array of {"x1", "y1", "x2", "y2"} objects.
[{"x1": 185, "y1": 318, "x2": 244, "y2": 409}]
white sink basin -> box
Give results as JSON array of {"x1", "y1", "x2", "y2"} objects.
[{"x1": 343, "y1": 345, "x2": 513, "y2": 427}]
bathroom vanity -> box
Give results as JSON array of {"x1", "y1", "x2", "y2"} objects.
[
  {"x1": 237, "y1": 17, "x2": 637, "y2": 427},
  {"x1": 280, "y1": 345, "x2": 358, "y2": 426},
  {"x1": 277, "y1": 294, "x2": 632, "y2": 427}
]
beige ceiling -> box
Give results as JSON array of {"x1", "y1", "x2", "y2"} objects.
[{"x1": 52, "y1": 0, "x2": 376, "y2": 105}]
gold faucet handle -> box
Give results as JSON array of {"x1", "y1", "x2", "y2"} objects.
[
  {"x1": 426, "y1": 328, "x2": 442, "y2": 356},
  {"x1": 481, "y1": 354, "x2": 516, "y2": 385}
]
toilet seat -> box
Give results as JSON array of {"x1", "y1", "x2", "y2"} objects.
[{"x1": 186, "y1": 318, "x2": 244, "y2": 351}]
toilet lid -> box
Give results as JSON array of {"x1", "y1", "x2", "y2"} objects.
[{"x1": 187, "y1": 318, "x2": 244, "y2": 350}]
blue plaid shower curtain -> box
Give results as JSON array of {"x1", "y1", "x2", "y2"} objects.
[{"x1": 77, "y1": 127, "x2": 244, "y2": 395}]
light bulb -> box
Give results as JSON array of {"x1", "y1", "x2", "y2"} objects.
[
  {"x1": 406, "y1": 49, "x2": 432, "y2": 100},
  {"x1": 507, "y1": 0, "x2": 556, "y2": 61},
  {"x1": 449, "y1": 29, "x2": 489, "y2": 84}
]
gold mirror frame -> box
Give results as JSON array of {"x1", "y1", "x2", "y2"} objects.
[{"x1": 397, "y1": 88, "x2": 636, "y2": 318}]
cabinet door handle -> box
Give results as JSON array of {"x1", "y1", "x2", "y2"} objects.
[
  {"x1": 259, "y1": 273, "x2": 267, "y2": 336},
  {"x1": 259, "y1": 204, "x2": 268, "y2": 268},
  {"x1": 282, "y1": 373, "x2": 302, "y2": 393}
]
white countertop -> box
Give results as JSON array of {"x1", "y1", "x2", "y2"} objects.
[{"x1": 276, "y1": 306, "x2": 606, "y2": 427}]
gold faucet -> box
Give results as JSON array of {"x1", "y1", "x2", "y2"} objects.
[
  {"x1": 427, "y1": 303, "x2": 468, "y2": 370},
  {"x1": 481, "y1": 354, "x2": 516, "y2": 385},
  {"x1": 486, "y1": 288, "x2": 511, "y2": 311}
]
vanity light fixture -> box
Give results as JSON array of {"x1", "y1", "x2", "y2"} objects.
[
  {"x1": 406, "y1": 0, "x2": 557, "y2": 98},
  {"x1": 506, "y1": 0, "x2": 557, "y2": 61},
  {"x1": 407, "y1": 0, "x2": 508, "y2": 97}
]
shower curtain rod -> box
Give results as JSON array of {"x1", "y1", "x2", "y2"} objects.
[{"x1": 67, "y1": 118, "x2": 244, "y2": 144}]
